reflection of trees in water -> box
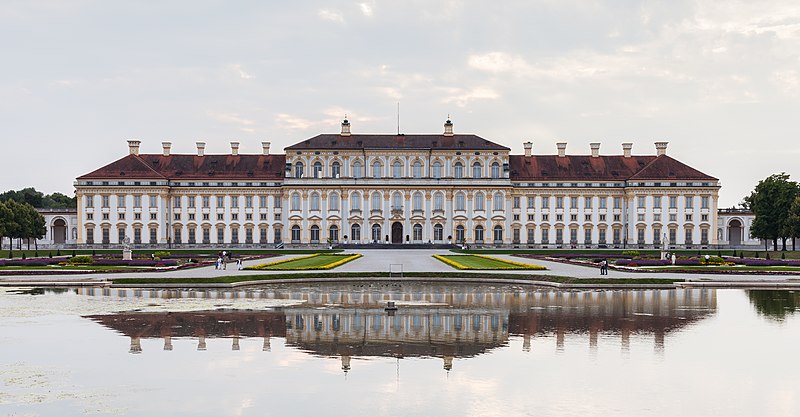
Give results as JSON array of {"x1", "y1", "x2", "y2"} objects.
[{"x1": 747, "y1": 290, "x2": 800, "y2": 321}]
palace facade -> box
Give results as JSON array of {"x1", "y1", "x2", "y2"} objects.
[{"x1": 75, "y1": 119, "x2": 720, "y2": 248}]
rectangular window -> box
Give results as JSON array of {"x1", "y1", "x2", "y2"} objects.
[
  {"x1": 274, "y1": 213, "x2": 281, "y2": 221},
  {"x1": 685, "y1": 196, "x2": 693, "y2": 209},
  {"x1": 260, "y1": 228, "x2": 267, "y2": 243},
  {"x1": 599, "y1": 198, "x2": 607, "y2": 209},
  {"x1": 585, "y1": 214, "x2": 591, "y2": 221},
  {"x1": 527, "y1": 228, "x2": 535, "y2": 244},
  {"x1": 654, "y1": 196, "x2": 661, "y2": 208},
  {"x1": 101, "y1": 213, "x2": 109, "y2": 220},
  {"x1": 637, "y1": 196, "x2": 646, "y2": 208},
  {"x1": 570, "y1": 197, "x2": 578, "y2": 209},
  {"x1": 246, "y1": 213, "x2": 252, "y2": 221},
  {"x1": 202, "y1": 213, "x2": 209, "y2": 221},
  {"x1": 173, "y1": 228, "x2": 182, "y2": 244},
  {"x1": 637, "y1": 228, "x2": 645, "y2": 243},
  {"x1": 150, "y1": 213, "x2": 157, "y2": 220},
  {"x1": 85, "y1": 195, "x2": 94, "y2": 208},
  {"x1": 513, "y1": 214, "x2": 520, "y2": 221},
  {"x1": 669, "y1": 213, "x2": 677, "y2": 222},
  {"x1": 613, "y1": 214, "x2": 621, "y2": 222},
  {"x1": 556, "y1": 197, "x2": 564, "y2": 209},
  {"x1": 117, "y1": 195, "x2": 126, "y2": 208},
  {"x1": 584, "y1": 228, "x2": 592, "y2": 243},
  {"x1": 260, "y1": 213, "x2": 267, "y2": 221},
  {"x1": 173, "y1": 196, "x2": 181, "y2": 208},
  {"x1": 513, "y1": 197, "x2": 520, "y2": 209},
  {"x1": 527, "y1": 196, "x2": 535, "y2": 209},
  {"x1": 260, "y1": 196, "x2": 268, "y2": 208},
  {"x1": 217, "y1": 213, "x2": 224, "y2": 221},
  {"x1": 188, "y1": 196, "x2": 196, "y2": 208},
  {"x1": 118, "y1": 228, "x2": 126, "y2": 243},
  {"x1": 541, "y1": 228, "x2": 549, "y2": 244},
  {"x1": 613, "y1": 197, "x2": 621, "y2": 209},
  {"x1": 134, "y1": 213, "x2": 141, "y2": 220},
  {"x1": 556, "y1": 214, "x2": 563, "y2": 221},
  {"x1": 637, "y1": 213, "x2": 645, "y2": 222},
  {"x1": 613, "y1": 228, "x2": 621, "y2": 244},
  {"x1": 542, "y1": 214, "x2": 549, "y2": 221},
  {"x1": 133, "y1": 195, "x2": 142, "y2": 208},
  {"x1": 217, "y1": 227, "x2": 225, "y2": 243},
  {"x1": 174, "y1": 213, "x2": 181, "y2": 221},
  {"x1": 653, "y1": 228, "x2": 661, "y2": 243},
  {"x1": 231, "y1": 196, "x2": 239, "y2": 208},
  {"x1": 231, "y1": 228, "x2": 239, "y2": 244},
  {"x1": 528, "y1": 214, "x2": 534, "y2": 221},
  {"x1": 599, "y1": 229, "x2": 606, "y2": 243},
  {"x1": 685, "y1": 214, "x2": 693, "y2": 222},
  {"x1": 570, "y1": 214, "x2": 577, "y2": 221},
  {"x1": 584, "y1": 197, "x2": 592, "y2": 209},
  {"x1": 669, "y1": 196, "x2": 677, "y2": 209},
  {"x1": 202, "y1": 196, "x2": 210, "y2": 208},
  {"x1": 102, "y1": 195, "x2": 110, "y2": 208},
  {"x1": 149, "y1": 228, "x2": 157, "y2": 244},
  {"x1": 555, "y1": 229, "x2": 563, "y2": 244},
  {"x1": 513, "y1": 228, "x2": 520, "y2": 243},
  {"x1": 232, "y1": 213, "x2": 239, "y2": 221},
  {"x1": 217, "y1": 196, "x2": 225, "y2": 208},
  {"x1": 133, "y1": 228, "x2": 141, "y2": 244},
  {"x1": 669, "y1": 228, "x2": 677, "y2": 244},
  {"x1": 685, "y1": 228, "x2": 693, "y2": 244},
  {"x1": 85, "y1": 228, "x2": 94, "y2": 244},
  {"x1": 542, "y1": 197, "x2": 550, "y2": 209},
  {"x1": 188, "y1": 213, "x2": 195, "y2": 220},
  {"x1": 245, "y1": 228, "x2": 253, "y2": 244},
  {"x1": 274, "y1": 196, "x2": 281, "y2": 209},
  {"x1": 245, "y1": 196, "x2": 253, "y2": 208},
  {"x1": 701, "y1": 214, "x2": 709, "y2": 221},
  {"x1": 188, "y1": 228, "x2": 196, "y2": 244},
  {"x1": 599, "y1": 214, "x2": 606, "y2": 221},
  {"x1": 701, "y1": 196, "x2": 709, "y2": 209},
  {"x1": 102, "y1": 228, "x2": 110, "y2": 244},
  {"x1": 203, "y1": 228, "x2": 210, "y2": 244},
  {"x1": 653, "y1": 213, "x2": 661, "y2": 222},
  {"x1": 149, "y1": 195, "x2": 158, "y2": 208},
  {"x1": 701, "y1": 228, "x2": 709, "y2": 244},
  {"x1": 118, "y1": 213, "x2": 125, "y2": 220}
]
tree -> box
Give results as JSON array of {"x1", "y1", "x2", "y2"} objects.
[
  {"x1": 0, "y1": 201, "x2": 12, "y2": 252},
  {"x1": 0, "y1": 187, "x2": 76, "y2": 209},
  {"x1": 744, "y1": 173, "x2": 800, "y2": 251},
  {"x1": 785, "y1": 195, "x2": 800, "y2": 251}
]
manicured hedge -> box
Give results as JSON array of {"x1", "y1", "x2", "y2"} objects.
[{"x1": 92, "y1": 259, "x2": 179, "y2": 267}]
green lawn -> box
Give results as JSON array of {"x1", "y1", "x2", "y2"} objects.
[
  {"x1": 246, "y1": 254, "x2": 361, "y2": 270},
  {"x1": 435, "y1": 254, "x2": 545, "y2": 270}
]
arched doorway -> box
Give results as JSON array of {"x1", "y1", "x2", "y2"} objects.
[
  {"x1": 391, "y1": 222, "x2": 403, "y2": 244},
  {"x1": 52, "y1": 219, "x2": 67, "y2": 244},
  {"x1": 728, "y1": 219, "x2": 743, "y2": 246}
]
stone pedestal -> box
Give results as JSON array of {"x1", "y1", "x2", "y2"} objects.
[{"x1": 123, "y1": 249, "x2": 132, "y2": 260}]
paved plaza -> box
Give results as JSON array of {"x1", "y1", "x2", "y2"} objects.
[{"x1": 0, "y1": 249, "x2": 797, "y2": 284}]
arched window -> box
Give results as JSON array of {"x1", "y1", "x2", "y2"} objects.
[
  {"x1": 493, "y1": 192, "x2": 503, "y2": 211},
  {"x1": 413, "y1": 224, "x2": 423, "y2": 241},
  {"x1": 350, "y1": 192, "x2": 361, "y2": 211},
  {"x1": 310, "y1": 225, "x2": 320, "y2": 242},
  {"x1": 352, "y1": 161, "x2": 363, "y2": 178},
  {"x1": 329, "y1": 225, "x2": 339, "y2": 242},
  {"x1": 392, "y1": 192, "x2": 402, "y2": 210},
  {"x1": 494, "y1": 225, "x2": 503, "y2": 242},
  {"x1": 433, "y1": 224, "x2": 444, "y2": 242},
  {"x1": 331, "y1": 161, "x2": 341, "y2": 178},
  {"x1": 372, "y1": 160, "x2": 382, "y2": 178},
  {"x1": 432, "y1": 161, "x2": 442, "y2": 179},
  {"x1": 291, "y1": 225, "x2": 301, "y2": 242},
  {"x1": 313, "y1": 161, "x2": 322, "y2": 178},
  {"x1": 291, "y1": 193, "x2": 301, "y2": 211},
  {"x1": 453, "y1": 162, "x2": 463, "y2": 179},
  {"x1": 310, "y1": 192, "x2": 320, "y2": 211},
  {"x1": 475, "y1": 192, "x2": 485, "y2": 211},
  {"x1": 434, "y1": 192, "x2": 443, "y2": 211},
  {"x1": 351, "y1": 224, "x2": 361, "y2": 241},
  {"x1": 392, "y1": 160, "x2": 402, "y2": 178},
  {"x1": 491, "y1": 162, "x2": 500, "y2": 179},
  {"x1": 475, "y1": 225, "x2": 484, "y2": 242},
  {"x1": 329, "y1": 192, "x2": 340, "y2": 211},
  {"x1": 294, "y1": 162, "x2": 304, "y2": 178},
  {"x1": 455, "y1": 225, "x2": 465, "y2": 243},
  {"x1": 371, "y1": 192, "x2": 382, "y2": 211},
  {"x1": 472, "y1": 162, "x2": 482, "y2": 178},
  {"x1": 413, "y1": 161, "x2": 422, "y2": 178},
  {"x1": 371, "y1": 224, "x2": 382, "y2": 242},
  {"x1": 455, "y1": 192, "x2": 465, "y2": 210},
  {"x1": 413, "y1": 192, "x2": 423, "y2": 211}
]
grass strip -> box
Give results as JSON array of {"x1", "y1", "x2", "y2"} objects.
[
  {"x1": 111, "y1": 272, "x2": 683, "y2": 286},
  {"x1": 244, "y1": 254, "x2": 362, "y2": 270}
]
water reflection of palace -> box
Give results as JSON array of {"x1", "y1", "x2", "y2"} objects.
[{"x1": 82, "y1": 286, "x2": 716, "y2": 372}]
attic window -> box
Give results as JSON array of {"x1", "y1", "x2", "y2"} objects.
[
  {"x1": 357, "y1": 141, "x2": 363, "y2": 146},
  {"x1": 458, "y1": 140, "x2": 465, "y2": 147},
  {"x1": 151, "y1": 159, "x2": 159, "y2": 165},
  {"x1": 331, "y1": 141, "x2": 337, "y2": 146},
  {"x1": 611, "y1": 171, "x2": 619, "y2": 176},
  {"x1": 432, "y1": 140, "x2": 437, "y2": 147},
  {"x1": 247, "y1": 171, "x2": 254, "y2": 177},
  {"x1": 208, "y1": 171, "x2": 215, "y2": 176},
  {"x1": 119, "y1": 171, "x2": 126, "y2": 176},
  {"x1": 175, "y1": 171, "x2": 183, "y2": 176},
  {"x1": 638, "y1": 161, "x2": 646, "y2": 167}
]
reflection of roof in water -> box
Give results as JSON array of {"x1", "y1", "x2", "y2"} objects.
[{"x1": 85, "y1": 310, "x2": 286, "y2": 338}]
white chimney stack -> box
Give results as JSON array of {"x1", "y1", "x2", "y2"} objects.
[
  {"x1": 655, "y1": 141, "x2": 668, "y2": 156},
  {"x1": 262, "y1": 141, "x2": 271, "y2": 155},
  {"x1": 127, "y1": 140, "x2": 141, "y2": 156},
  {"x1": 556, "y1": 142, "x2": 567, "y2": 158},
  {"x1": 162, "y1": 141, "x2": 172, "y2": 157},
  {"x1": 230, "y1": 141, "x2": 240, "y2": 156},
  {"x1": 341, "y1": 117, "x2": 351, "y2": 136},
  {"x1": 523, "y1": 141, "x2": 532, "y2": 157},
  {"x1": 622, "y1": 142, "x2": 633, "y2": 158},
  {"x1": 590, "y1": 142, "x2": 600, "y2": 158},
  {"x1": 196, "y1": 142, "x2": 206, "y2": 157},
  {"x1": 443, "y1": 118, "x2": 454, "y2": 136}
]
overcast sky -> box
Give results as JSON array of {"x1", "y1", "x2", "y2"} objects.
[{"x1": 2, "y1": 0, "x2": 798, "y2": 207}]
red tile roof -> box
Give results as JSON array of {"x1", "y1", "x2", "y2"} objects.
[
  {"x1": 77, "y1": 154, "x2": 286, "y2": 181},
  {"x1": 285, "y1": 134, "x2": 510, "y2": 151},
  {"x1": 509, "y1": 154, "x2": 717, "y2": 181}
]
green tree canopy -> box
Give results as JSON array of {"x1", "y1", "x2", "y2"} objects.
[
  {"x1": 744, "y1": 173, "x2": 800, "y2": 250},
  {"x1": 0, "y1": 187, "x2": 75, "y2": 209}
]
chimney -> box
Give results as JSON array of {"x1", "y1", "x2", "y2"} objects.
[
  {"x1": 523, "y1": 141, "x2": 532, "y2": 157},
  {"x1": 622, "y1": 142, "x2": 633, "y2": 158},
  {"x1": 262, "y1": 141, "x2": 271, "y2": 155},
  {"x1": 196, "y1": 142, "x2": 206, "y2": 157},
  {"x1": 230, "y1": 141, "x2": 240, "y2": 156},
  {"x1": 443, "y1": 118, "x2": 454, "y2": 136},
  {"x1": 556, "y1": 142, "x2": 567, "y2": 158},
  {"x1": 127, "y1": 140, "x2": 141, "y2": 156},
  {"x1": 162, "y1": 141, "x2": 172, "y2": 157},
  {"x1": 655, "y1": 141, "x2": 668, "y2": 156},
  {"x1": 590, "y1": 142, "x2": 600, "y2": 158},
  {"x1": 340, "y1": 117, "x2": 351, "y2": 136}
]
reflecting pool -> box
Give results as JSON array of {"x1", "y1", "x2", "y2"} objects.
[{"x1": 1, "y1": 284, "x2": 798, "y2": 417}]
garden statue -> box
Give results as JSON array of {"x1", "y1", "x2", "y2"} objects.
[{"x1": 122, "y1": 236, "x2": 132, "y2": 260}]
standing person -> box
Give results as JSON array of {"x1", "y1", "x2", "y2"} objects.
[
  {"x1": 215, "y1": 257, "x2": 221, "y2": 270},
  {"x1": 237, "y1": 258, "x2": 242, "y2": 270}
]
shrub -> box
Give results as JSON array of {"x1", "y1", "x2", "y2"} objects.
[
  {"x1": 781, "y1": 252, "x2": 786, "y2": 259},
  {"x1": 69, "y1": 255, "x2": 94, "y2": 264},
  {"x1": 766, "y1": 252, "x2": 771, "y2": 260},
  {"x1": 56, "y1": 249, "x2": 61, "y2": 256},
  {"x1": 154, "y1": 251, "x2": 171, "y2": 258},
  {"x1": 48, "y1": 252, "x2": 52, "y2": 258},
  {"x1": 622, "y1": 250, "x2": 640, "y2": 257},
  {"x1": 22, "y1": 253, "x2": 26, "y2": 260}
]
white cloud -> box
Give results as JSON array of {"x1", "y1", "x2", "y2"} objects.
[
  {"x1": 318, "y1": 9, "x2": 344, "y2": 23},
  {"x1": 231, "y1": 64, "x2": 254, "y2": 80},
  {"x1": 359, "y1": 2, "x2": 374, "y2": 17},
  {"x1": 209, "y1": 112, "x2": 255, "y2": 126},
  {"x1": 441, "y1": 86, "x2": 500, "y2": 107},
  {"x1": 274, "y1": 113, "x2": 315, "y2": 130},
  {"x1": 467, "y1": 52, "x2": 531, "y2": 74}
]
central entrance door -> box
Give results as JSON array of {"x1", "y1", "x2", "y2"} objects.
[
  {"x1": 729, "y1": 219, "x2": 742, "y2": 246},
  {"x1": 391, "y1": 222, "x2": 403, "y2": 244}
]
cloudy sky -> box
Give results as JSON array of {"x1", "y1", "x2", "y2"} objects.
[{"x1": 2, "y1": 0, "x2": 798, "y2": 206}]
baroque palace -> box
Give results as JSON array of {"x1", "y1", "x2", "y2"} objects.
[{"x1": 75, "y1": 118, "x2": 720, "y2": 248}]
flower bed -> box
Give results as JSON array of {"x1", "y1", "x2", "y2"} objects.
[
  {"x1": 92, "y1": 259, "x2": 179, "y2": 267},
  {"x1": 434, "y1": 254, "x2": 546, "y2": 270},
  {"x1": 245, "y1": 253, "x2": 362, "y2": 270}
]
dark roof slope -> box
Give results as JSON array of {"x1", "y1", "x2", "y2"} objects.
[
  {"x1": 285, "y1": 134, "x2": 510, "y2": 151},
  {"x1": 510, "y1": 154, "x2": 717, "y2": 181},
  {"x1": 77, "y1": 154, "x2": 286, "y2": 181}
]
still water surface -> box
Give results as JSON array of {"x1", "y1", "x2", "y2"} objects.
[{"x1": 1, "y1": 284, "x2": 798, "y2": 417}]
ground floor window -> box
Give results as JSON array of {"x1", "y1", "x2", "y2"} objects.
[
  {"x1": 584, "y1": 228, "x2": 592, "y2": 244},
  {"x1": 188, "y1": 228, "x2": 196, "y2": 244},
  {"x1": 475, "y1": 225, "x2": 484, "y2": 243},
  {"x1": 291, "y1": 225, "x2": 301, "y2": 243},
  {"x1": 701, "y1": 228, "x2": 709, "y2": 244},
  {"x1": 669, "y1": 228, "x2": 677, "y2": 245},
  {"x1": 493, "y1": 225, "x2": 503, "y2": 243},
  {"x1": 433, "y1": 224, "x2": 443, "y2": 242},
  {"x1": 541, "y1": 228, "x2": 549, "y2": 244},
  {"x1": 455, "y1": 225, "x2": 465, "y2": 244},
  {"x1": 598, "y1": 229, "x2": 606, "y2": 244},
  {"x1": 149, "y1": 228, "x2": 157, "y2": 244},
  {"x1": 202, "y1": 228, "x2": 210, "y2": 244},
  {"x1": 653, "y1": 228, "x2": 661, "y2": 245},
  {"x1": 637, "y1": 228, "x2": 645, "y2": 244},
  {"x1": 310, "y1": 225, "x2": 320, "y2": 243},
  {"x1": 245, "y1": 228, "x2": 253, "y2": 244},
  {"x1": 274, "y1": 227, "x2": 282, "y2": 243},
  {"x1": 329, "y1": 225, "x2": 339, "y2": 242},
  {"x1": 555, "y1": 229, "x2": 563, "y2": 244},
  {"x1": 260, "y1": 228, "x2": 267, "y2": 243},
  {"x1": 569, "y1": 228, "x2": 577, "y2": 244},
  {"x1": 371, "y1": 224, "x2": 381, "y2": 242},
  {"x1": 173, "y1": 228, "x2": 181, "y2": 244},
  {"x1": 613, "y1": 228, "x2": 621, "y2": 244},
  {"x1": 527, "y1": 228, "x2": 535, "y2": 244},
  {"x1": 86, "y1": 228, "x2": 94, "y2": 244},
  {"x1": 101, "y1": 228, "x2": 110, "y2": 244},
  {"x1": 118, "y1": 228, "x2": 126, "y2": 244},
  {"x1": 512, "y1": 228, "x2": 520, "y2": 243},
  {"x1": 351, "y1": 224, "x2": 361, "y2": 241},
  {"x1": 685, "y1": 228, "x2": 693, "y2": 245},
  {"x1": 413, "y1": 224, "x2": 422, "y2": 241}
]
